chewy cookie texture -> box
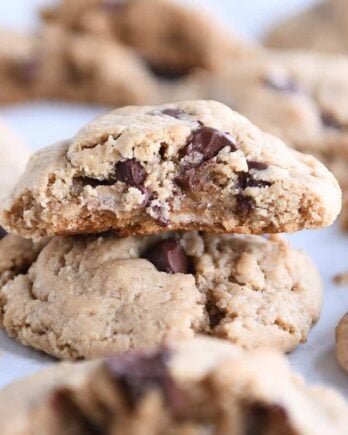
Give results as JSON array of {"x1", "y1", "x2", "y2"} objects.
[
  {"x1": 0, "y1": 337, "x2": 348, "y2": 435},
  {"x1": 0, "y1": 231, "x2": 321, "y2": 359},
  {"x1": 0, "y1": 101, "x2": 341, "y2": 239}
]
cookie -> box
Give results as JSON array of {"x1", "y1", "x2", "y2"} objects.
[
  {"x1": 1, "y1": 337, "x2": 348, "y2": 435},
  {"x1": 172, "y1": 53, "x2": 348, "y2": 227},
  {"x1": 0, "y1": 231, "x2": 322, "y2": 359},
  {"x1": 0, "y1": 118, "x2": 30, "y2": 199},
  {"x1": 1, "y1": 100, "x2": 341, "y2": 239},
  {"x1": 0, "y1": 27, "x2": 158, "y2": 106},
  {"x1": 41, "y1": 0, "x2": 254, "y2": 76},
  {"x1": 336, "y1": 312, "x2": 348, "y2": 373},
  {"x1": 265, "y1": 1, "x2": 348, "y2": 54},
  {"x1": 0, "y1": 233, "x2": 45, "y2": 289}
]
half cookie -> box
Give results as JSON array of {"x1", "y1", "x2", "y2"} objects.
[
  {"x1": 1, "y1": 101, "x2": 341, "y2": 239},
  {"x1": 0, "y1": 337, "x2": 347, "y2": 435},
  {"x1": 0, "y1": 231, "x2": 322, "y2": 359}
]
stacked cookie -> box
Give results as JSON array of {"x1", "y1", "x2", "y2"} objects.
[{"x1": 0, "y1": 100, "x2": 341, "y2": 360}]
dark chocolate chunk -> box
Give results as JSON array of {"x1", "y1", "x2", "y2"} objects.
[
  {"x1": 247, "y1": 161, "x2": 268, "y2": 171},
  {"x1": 0, "y1": 226, "x2": 7, "y2": 240},
  {"x1": 321, "y1": 112, "x2": 343, "y2": 130},
  {"x1": 115, "y1": 159, "x2": 146, "y2": 186},
  {"x1": 184, "y1": 127, "x2": 237, "y2": 163},
  {"x1": 161, "y1": 108, "x2": 185, "y2": 119},
  {"x1": 264, "y1": 75, "x2": 300, "y2": 94},
  {"x1": 245, "y1": 403, "x2": 293, "y2": 435},
  {"x1": 236, "y1": 194, "x2": 253, "y2": 215},
  {"x1": 238, "y1": 172, "x2": 272, "y2": 189},
  {"x1": 142, "y1": 239, "x2": 189, "y2": 274},
  {"x1": 106, "y1": 349, "x2": 183, "y2": 412}
]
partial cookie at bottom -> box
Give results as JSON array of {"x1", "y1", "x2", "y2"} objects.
[
  {"x1": 0, "y1": 337, "x2": 347, "y2": 435},
  {"x1": 0, "y1": 232, "x2": 322, "y2": 359}
]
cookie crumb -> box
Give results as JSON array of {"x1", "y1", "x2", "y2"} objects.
[{"x1": 333, "y1": 272, "x2": 348, "y2": 285}]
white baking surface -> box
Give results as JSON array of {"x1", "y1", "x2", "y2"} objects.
[{"x1": 0, "y1": 0, "x2": 347, "y2": 399}]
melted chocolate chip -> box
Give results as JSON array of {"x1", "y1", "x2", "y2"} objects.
[
  {"x1": 184, "y1": 127, "x2": 237, "y2": 163},
  {"x1": 106, "y1": 349, "x2": 183, "y2": 412},
  {"x1": 0, "y1": 226, "x2": 7, "y2": 240},
  {"x1": 238, "y1": 172, "x2": 272, "y2": 189},
  {"x1": 264, "y1": 75, "x2": 300, "y2": 94},
  {"x1": 245, "y1": 403, "x2": 292, "y2": 435},
  {"x1": 236, "y1": 194, "x2": 253, "y2": 215},
  {"x1": 247, "y1": 161, "x2": 268, "y2": 171},
  {"x1": 142, "y1": 239, "x2": 189, "y2": 274},
  {"x1": 115, "y1": 159, "x2": 146, "y2": 186},
  {"x1": 321, "y1": 112, "x2": 343, "y2": 130},
  {"x1": 161, "y1": 108, "x2": 185, "y2": 119},
  {"x1": 51, "y1": 388, "x2": 102, "y2": 435}
]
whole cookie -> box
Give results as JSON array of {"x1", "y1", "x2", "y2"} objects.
[
  {"x1": 265, "y1": 1, "x2": 348, "y2": 54},
  {"x1": 0, "y1": 118, "x2": 30, "y2": 200},
  {"x1": 0, "y1": 231, "x2": 322, "y2": 359},
  {"x1": 41, "y1": 0, "x2": 254, "y2": 75},
  {"x1": 336, "y1": 312, "x2": 348, "y2": 372},
  {"x1": 0, "y1": 27, "x2": 159, "y2": 106},
  {"x1": 0, "y1": 100, "x2": 341, "y2": 239},
  {"x1": 1, "y1": 337, "x2": 347, "y2": 435}
]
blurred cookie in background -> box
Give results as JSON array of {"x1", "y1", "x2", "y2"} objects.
[
  {"x1": 41, "y1": 0, "x2": 256, "y2": 77},
  {"x1": 0, "y1": 27, "x2": 160, "y2": 106},
  {"x1": 0, "y1": 118, "x2": 30, "y2": 200},
  {"x1": 265, "y1": 0, "x2": 348, "y2": 54}
]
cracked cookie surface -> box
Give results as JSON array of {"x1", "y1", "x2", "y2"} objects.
[
  {"x1": 1, "y1": 100, "x2": 341, "y2": 239},
  {"x1": 1, "y1": 337, "x2": 348, "y2": 435},
  {"x1": 0, "y1": 231, "x2": 322, "y2": 359}
]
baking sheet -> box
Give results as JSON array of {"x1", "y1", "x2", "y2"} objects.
[{"x1": 0, "y1": 0, "x2": 347, "y2": 400}]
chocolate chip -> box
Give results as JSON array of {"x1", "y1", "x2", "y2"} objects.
[
  {"x1": 247, "y1": 161, "x2": 268, "y2": 171},
  {"x1": 321, "y1": 112, "x2": 342, "y2": 130},
  {"x1": 138, "y1": 185, "x2": 151, "y2": 207},
  {"x1": 236, "y1": 194, "x2": 253, "y2": 215},
  {"x1": 146, "y1": 63, "x2": 190, "y2": 81},
  {"x1": 142, "y1": 239, "x2": 189, "y2": 274},
  {"x1": 184, "y1": 127, "x2": 237, "y2": 163},
  {"x1": 115, "y1": 159, "x2": 146, "y2": 186},
  {"x1": 0, "y1": 226, "x2": 7, "y2": 240},
  {"x1": 161, "y1": 108, "x2": 185, "y2": 119},
  {"x1": 238, "y1": 172, "x2": 271, "y2": 189},
  {"x1": 73, "y1": 176, "x2": 116, "y2": 189},
  {"x1": 264, "y1": 75, "x2": 300, "y2": 94},
  {"x1": 245, "y1": 403, "x2": 292, "y2": 435},
  {"x1": 106, "y1": 349, "x2": 183, "y2": 412}
]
